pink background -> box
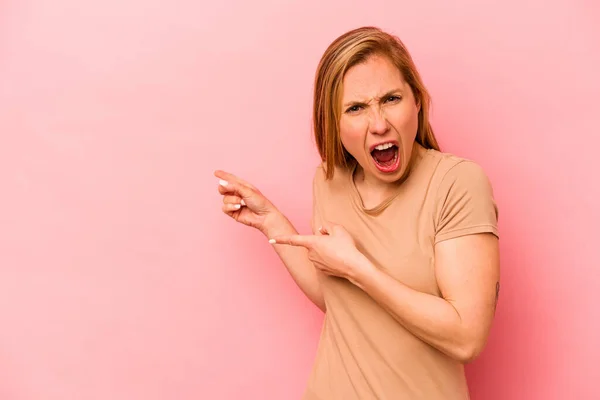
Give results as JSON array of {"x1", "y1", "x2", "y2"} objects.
[{"x1": 1, "y1": 1, "x2": 599, "y2": 399}]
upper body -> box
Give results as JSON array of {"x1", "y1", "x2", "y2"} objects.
[
  {"x1": 296, "y1": 27, "x2": 500, "y2": 399},
  {"x1": 302, "y1": 145, "x2": 498, "y2": 400},
  {"x1": 215, "y1": 26, "x2": 500, "y2": 400}
]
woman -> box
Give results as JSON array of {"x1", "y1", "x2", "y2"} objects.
[{"x1": 215, "y1": 26, "x2": 500, "y2": 400}]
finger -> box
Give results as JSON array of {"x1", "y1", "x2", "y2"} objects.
[
  {"x1": 214, "y1": 170, "x2": 256, "y2": 190},
  {"x1": 268, "y1": 234, "x2": 316, "y2": 248},
  {"x1": 217, "y1": 179, "x2": 253, "y2": 199},
  {"x1": 222, "y1": 203, "x2": 242, "y2": 213},
  {"x1": 222, "y1": 195, "x2": 245, "y2": 206}
]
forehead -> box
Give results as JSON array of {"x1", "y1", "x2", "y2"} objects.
[{"x1": 341, "y1": 55, "x2": 407, "y2": 99}]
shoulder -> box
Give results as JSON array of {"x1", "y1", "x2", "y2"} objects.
[
  {"x1": 312, "y1": 161, "x2": 351, "y2": 191},
  {"x1": 424, "y1": 149, "x2": 494, "y2": 193},
  {"x1": 426, "y1": 150, "x2": 499, "y2": 241},
  {"x1": 313, "y1": 162, "x2": 327, "y2": 181},
  {"x1": 427, "y1": 150, "x2": 489, "y2": 180}
]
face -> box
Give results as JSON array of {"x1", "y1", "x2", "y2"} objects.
[{"x1": 339, "y1": 54, "x2": 420, "y2": 185}]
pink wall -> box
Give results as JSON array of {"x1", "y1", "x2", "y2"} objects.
[{"x1": 1, "y1": 1, "x2": 598, "y2": 399}]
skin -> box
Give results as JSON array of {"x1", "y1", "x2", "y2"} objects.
[
  {"x1": 214, "y1": 171, "x2": 327, "y2": 311},
  {"x1": 215, "y1": 54, "x2": 500, "y2": 363},
  {"x1": 339, "y1": 54, "x2": 421, "y2": 206},
  {"x1": 272, "y1": 222, "x2": 500, "y2": 363}
]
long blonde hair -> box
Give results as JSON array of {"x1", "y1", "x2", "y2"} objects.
[{"x1": 313, "y1": 26, "x2": 440, "y2": 179}]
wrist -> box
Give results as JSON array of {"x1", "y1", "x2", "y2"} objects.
[
  {"x1": 347, "y1": 253, "x2": 377, "y2": 288},
  {"x1": 260, "y1": 212, "x2": 295, "y2": 238}
]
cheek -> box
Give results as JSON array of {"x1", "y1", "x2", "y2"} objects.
[
  {"x1": 339, "y1": 118, "x2": 367, "y2": 151},
  {"x1": 400, "y1": 116, "x2": 418, "y2": 143},
  {"x1": 397, "y1": 110, "x2": 419, "y2": 161},
  {"x1": 392, "y1": 106, "x2": 419, "y2": 142}
]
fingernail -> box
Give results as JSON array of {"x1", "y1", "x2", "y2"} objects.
[
  {"x1": 268, "y1": 239, "x2": 276, "y2": 244},
  {"x1": 219, "y1": 179, "x2": 228, "y2": 186},
  {"x1": 240, "y1": 199, "x2": 246, "y2": 206},
  {"x1": 233, "y1": 204, "x2": 241, "y2": 210}
]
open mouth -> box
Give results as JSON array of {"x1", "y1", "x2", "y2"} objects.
[{"x1": 370, "y1": 142, "x2": 400, "y2": 173}]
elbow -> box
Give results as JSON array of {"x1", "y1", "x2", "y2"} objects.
[
  {"x1": 455, "y1": 345, "x2": 481, "y2": 364},
  {"x1": 448, "y1": 322, "x2": 493, "y2": 363},
  {"x1": 453, "y1": 338, "x2": 487, "y2": 364}
]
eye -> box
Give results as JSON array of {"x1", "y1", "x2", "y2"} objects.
[
  {"x1": 385, "y1": 95, "x2": 401, "y2": 103},
  {"x1": 345, "y1": 105, "x2": 362, "y2": 113}
]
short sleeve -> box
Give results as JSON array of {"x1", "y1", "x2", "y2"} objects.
[{"x1": 434, "y1": 161, "x2": 499, "y2": 244}]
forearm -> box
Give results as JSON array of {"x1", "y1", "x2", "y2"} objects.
[
  {"x1": 264, "y1": 215, "x2": 326, "y2": 312},
  {"x1": 351, "y1": 257, "x2": 484, "y2": 362}
]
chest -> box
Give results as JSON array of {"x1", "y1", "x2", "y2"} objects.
[{"x1": 320, "y1": 194, "x2": 440, "y2": 296}]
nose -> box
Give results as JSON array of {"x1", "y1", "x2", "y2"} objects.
[{"x1": 368, "y1": 108, "x2": 389, "y2": 135}]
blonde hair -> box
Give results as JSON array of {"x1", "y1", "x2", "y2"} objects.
[{"x1": 312, "y1": 26, "x2": 440, "y2": 179}]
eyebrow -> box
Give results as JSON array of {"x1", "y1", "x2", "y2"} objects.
[{"x1": 342, "y1": 88, "x2": 403, "y2": 108}]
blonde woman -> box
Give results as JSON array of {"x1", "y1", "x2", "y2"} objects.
[{"x1": 215, "y1": 26, "x2": 500, "y2": 400}]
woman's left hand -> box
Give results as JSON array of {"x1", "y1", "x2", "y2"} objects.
[{"x1": 270, "y1": 223, "x2": 367, "y2": 282}]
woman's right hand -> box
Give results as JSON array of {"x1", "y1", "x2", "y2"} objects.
[{"x1": 214, "y1": 170, "x2": 285, "y2": 236}]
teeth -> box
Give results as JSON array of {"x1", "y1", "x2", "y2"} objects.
[{"x1": 374, "y1": 143, "x2": 395, "y2": 151}]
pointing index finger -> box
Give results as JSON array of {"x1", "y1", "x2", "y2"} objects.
[{"x1": 269, "y1": 234, "x2": 315, "y2": 249}]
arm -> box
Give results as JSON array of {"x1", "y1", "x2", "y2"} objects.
[
  {"x1": 270, "y1": 161, "x2": 500, "y2": 361},
  {"x1": 350, "y1": 232, "x2": 500, "y2": 363},
  {"x1": 352, "y1": 161, "x2": 500, "y2": 362},
  {"x1": 215, "y1": 169, "x2": 326, "y2": 312},
  {"x1": 263, "y1": 213, "x2": 326, "y2": 312}
]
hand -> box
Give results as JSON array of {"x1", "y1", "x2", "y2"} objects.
[
  {"x1": 214, "y1": 170, "x2": 286, "y2": 236},
  {"x1": 270, "y1": 223, "x2": 367, "y2": 282}
]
